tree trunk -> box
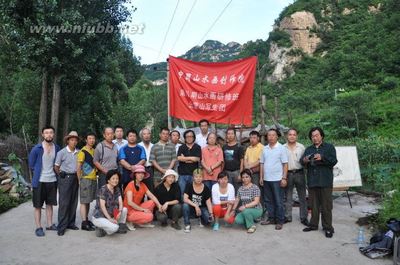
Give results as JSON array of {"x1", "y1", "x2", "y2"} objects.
[
  {"x1": 50, "y1": 73, "x2": 62, "y2": 139},
  {"x1": 62, "y1": 105, "x2": 70, "y2": 138},
  {"x1": 38, "y1": 68, "x2": 48, "y2": 142}
]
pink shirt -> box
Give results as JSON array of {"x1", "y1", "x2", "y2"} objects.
[{"x1": 201, "y1": 145, "x2": 224, "y2": 181}]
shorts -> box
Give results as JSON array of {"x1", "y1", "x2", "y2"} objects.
[
  {"x1": 80, "y1": 178, "x2": 97, "y2": 204},
  {"x1": 32, "y1": 181, "x2": 57, "y2": 208}
]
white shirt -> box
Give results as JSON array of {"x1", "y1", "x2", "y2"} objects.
[
  {"x1": 138, "y1": 141, "x2": 153, "y2": 167},
  {"x1": 195, "y1": 133, "x2": 209, "y2": 148},
  {"x1": 112, "y1": 139, "x2": 128, "y2": 151},
  {"x1": 284, "y1": 142, "x2": 305, "y2": 170},
  {"x1": 211, "y1": 183, "x2": 235, "y2": 205}
]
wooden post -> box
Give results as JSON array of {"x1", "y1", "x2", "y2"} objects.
[{"x1": 260, "y1": 95, "x2": 266, "y2": 145}]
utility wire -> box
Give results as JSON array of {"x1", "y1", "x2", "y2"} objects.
[
  {"x1": 197, "y1": 0, "x2": 233, "y2": 45},
  {"x1": 168, "y1": 0, "x2": 197, "y2": 55},
  {"x1": 156, "y1": 0, "x2": 180, "y2": 61}
]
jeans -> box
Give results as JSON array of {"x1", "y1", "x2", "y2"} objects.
[
  {"x1": 178, "y1": 175, "x2": 193, "y2": 198},
  {"x1": 235, "y1": 208, "x2": 263, "y2": 229},
  {"x1": 263, "y1": 180, "x2": 285, "y2": 224},
  {"x1": 284, "y1": 170, "x2": 307, "y2": 221},
  {"x1": 155, "y1": 204, "x2": 182, "y2": 224},
  {"x1": 182, "y1": 203, "x2": 210, "y2": 226},
  {"x1": 203, "y1": 180, "x2": 217, "y2": 191}
]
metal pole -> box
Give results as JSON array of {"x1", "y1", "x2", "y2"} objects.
[{"x1": 167, "y1": 58, "x2": 172, "y2": 130}]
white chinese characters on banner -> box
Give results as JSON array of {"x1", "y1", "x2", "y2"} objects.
[
  {"x1": 177, "y1": 70, "x2": 246, "y2": 113},
  {"x1": 177, "y1": 71, "x2": 246, "y2": 85}
]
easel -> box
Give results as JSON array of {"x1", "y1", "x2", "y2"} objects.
[{"x1": 333, "y1": 187, "x2": 352, "y2": 208}]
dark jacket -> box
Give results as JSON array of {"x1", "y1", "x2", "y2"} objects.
[{"x1": 300, "y1": 142, "x2": 337, "y2": 188}]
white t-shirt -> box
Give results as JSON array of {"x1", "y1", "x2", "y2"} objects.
[
  {"x1": 195, "y1": 133, "x2": 209, "y2": 148},
  {"x1": 112, "y1": 139, "x2": 128, "y2": 151},
  {"x1": 211, "y1": 183, "x2": 235, "y2": 205},
  {"x1": 138, "y1": 141, "x2": 154, "y2": 167}
]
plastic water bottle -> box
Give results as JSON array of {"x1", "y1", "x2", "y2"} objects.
[{"x1": 357, "y1": 226, "x2": 365, "y2": 248}]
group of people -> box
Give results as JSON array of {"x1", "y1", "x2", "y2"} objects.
[{"x1": 29, "y1": 119, "x2": 337, "y2": 238}]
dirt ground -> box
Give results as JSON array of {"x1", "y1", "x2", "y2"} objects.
[{"x1": 0, "y1": 192, "x2": 393, "y2": 265}]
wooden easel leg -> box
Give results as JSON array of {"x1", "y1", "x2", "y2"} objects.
[{"x1": 346, "y1": 190, "x2": 352, "y2": 208}]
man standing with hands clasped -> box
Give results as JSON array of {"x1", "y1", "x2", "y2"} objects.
[{"x1": 302, "y1": 127, "x2": 337, "y2": 238}]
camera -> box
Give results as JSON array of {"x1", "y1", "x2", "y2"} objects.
[{"x1": 307, "y1": 153, "x2": 315, "y2": 160}]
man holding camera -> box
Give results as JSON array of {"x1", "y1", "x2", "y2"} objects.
[{"x1": 301, "y1": 127, "x2": 337, "y2": 238}]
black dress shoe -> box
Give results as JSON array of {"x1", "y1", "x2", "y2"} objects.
[
  {"x1": 67, "y1": 225, "x2": 79, "y2": 230},
  {"x1": 325, "y1": 230, "x2": 334, "y2": 238},
  {"x1": 301, "y1": 219, "x2": 309, "y2": 226},
  {"x1": 303, "y1": 226, "x2": 318, "y2": 232},
  {"x1": 57, "y1": 230, "x2": 65, "y2": 236}
]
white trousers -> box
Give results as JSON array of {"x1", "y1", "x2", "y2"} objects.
[{"x1": 92, "y1": 207, "x2": 127, "y2": 235}]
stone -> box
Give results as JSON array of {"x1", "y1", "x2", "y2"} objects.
[
  {"x1": 1, "y1": 178, "x2": 12, "y2": 185},
  {"x1": 0, "y1": 183, "x2": 12, "y2": 192}
]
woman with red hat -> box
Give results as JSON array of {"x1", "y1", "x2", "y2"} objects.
[{"x1": 124, "y1": 165, "x2": 163, "y2": 230}]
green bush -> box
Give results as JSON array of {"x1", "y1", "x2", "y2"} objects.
[{"x1": 0, "y1": 191, "x2": 21, "y2": 214}]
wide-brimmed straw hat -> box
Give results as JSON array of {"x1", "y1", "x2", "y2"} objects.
[{"x1": 64, "y1": 131, "x2": 79, "y2": 144}]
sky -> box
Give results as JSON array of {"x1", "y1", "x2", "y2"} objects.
[{"x1": 125, "y1": 0, "x2": 293, "y2": 65}]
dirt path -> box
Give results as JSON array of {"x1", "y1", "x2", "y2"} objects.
[{"x1": 0, "y1": 193, "x2": 392, "y2": 265}]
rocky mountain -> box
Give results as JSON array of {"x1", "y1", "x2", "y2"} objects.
[{"x1": 143, "y1": 40, "x2": 242, "y2": 83}]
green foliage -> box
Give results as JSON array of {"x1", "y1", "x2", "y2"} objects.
[
  {"x1": 268, "y1": 29, "x2": 292, "y2": 48},
  {"x1": 0, "y1": 191, "x2": 20, "y2": 214}
]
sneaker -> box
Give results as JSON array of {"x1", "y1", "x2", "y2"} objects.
[
  {"x1": 171, "y1": 222, "x2": 182, "y2": 230},
  {"x1": 212, "y1": 223, "x2": 220, "y2": 231},
  {"x1": 126, "y1": 222, "x2": 136, "y2": 231},
  {"x1": 46, "y1": 224, "x2": 57, "y2": 231},
  {"x1": 95, "y1": 227, "x2": 106, "y2": 237},
  {"x1": 35, "y1": 227, "x2": 45, "y2": 237},
  {"x1": 199, "y1": 218, "x2": 204, "y2": 228},
  {"x1": 247, "y1": 225, "x2": 257, "y2": 233},
  {"x1": 138, "y1": 223, "x2": 155, "y2": 228},
  {"x1": 184, "y1": 225, "x2": 191, "y2": 233},
  {"x1": 117, "y1": 223, "x2": 128, "y2": 234},
  {"x1": 88, "y1": 220, "x2": 95, "y2": 228},
  {"x1": 81, "y1": 221, "x2": 95, "y2": 231}
]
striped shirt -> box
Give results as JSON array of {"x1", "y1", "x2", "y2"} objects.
[{"x1": 149, "y1": 141, "x2": 177, "y2": 179}]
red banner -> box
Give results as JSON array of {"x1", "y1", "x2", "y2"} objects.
[{"x1": 168, "y1": 55, "x2": 257, "y2": 126}]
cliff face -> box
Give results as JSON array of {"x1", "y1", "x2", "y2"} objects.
[{"x1": 267, "y1": 11, "x2": 321, "y2": 83}]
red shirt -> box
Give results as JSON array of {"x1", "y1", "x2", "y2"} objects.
[{"x1": 123, "y1": 181, "x2": 148, "y2": 210}]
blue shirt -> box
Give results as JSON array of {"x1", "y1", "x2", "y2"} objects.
[
  {"x1": 260, "y1": 142, "x2": 288, "y2": 181},
  {"x1": 118, "y1": 144, "x2": 146, "y2": 184},
  {"x1": 28, "y1": 143, "x2": 61, "y2": 188}
]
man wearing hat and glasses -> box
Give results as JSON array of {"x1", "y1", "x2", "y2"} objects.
[
  {"x1": 154, "y1": 169, "x2": 182, "y2": 230},
  {"x1": 54, "y1": 131, "x2": 80, "y2": 236}
]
